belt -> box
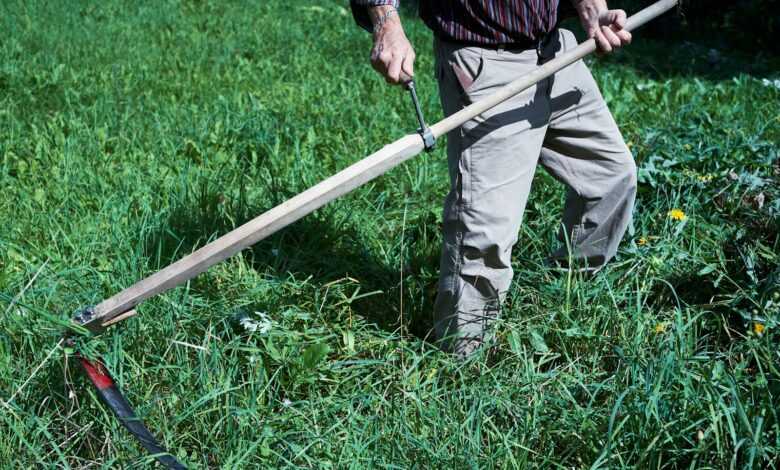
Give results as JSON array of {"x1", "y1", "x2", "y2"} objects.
[
  {"x1": 450, "y1": 39, "x2": 538, "y2": 51},
  {"x1": 446, "y1": 29, "x2": 558, "y2": 53},
  {"x1": 479, "y1": 40, "x2": 540, "y2": 52}
]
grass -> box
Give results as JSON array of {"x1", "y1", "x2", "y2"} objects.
[{"x1": 1, "y1": 0, "x2": 778, "y2": 467}]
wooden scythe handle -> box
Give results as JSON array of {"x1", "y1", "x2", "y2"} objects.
[{"x1": 79, "y1": 0, "x2": 678, "y2": 332}]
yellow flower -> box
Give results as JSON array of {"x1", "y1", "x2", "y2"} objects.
[
  {"x1": 668, "y1": 209, "x2": 687, "y2": 221},
  {"x1": 654, "y1": 323, "x2": 666, "y2": 333},
  {"x1": 753, "y1": 322, "x2": 765, "y2": 335},
  {"x1": 637, "y1": 237, "x2": 648, "y2": 246},
  {"x1": 697, "y1": 174, "x2": 714, "y2": 183}
]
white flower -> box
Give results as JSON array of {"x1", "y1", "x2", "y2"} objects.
[
  {"x1": 239, "y1": 311, "x2": 273, "y2": 334},
  {"x1": 761, "y1": 78, "x2": 780, "y2": 90},
  {"x1": 282, "y1": 398, "x2": 292, "y2": 407}
]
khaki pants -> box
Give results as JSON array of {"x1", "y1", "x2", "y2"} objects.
[{"x1": 433, "y1": 29, "x2": 637, "y2": 357}]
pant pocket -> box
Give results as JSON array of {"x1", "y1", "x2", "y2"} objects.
[
  {"x1": 450, "y1": 58, "x2": 482, "y2": 93},
  {"x1": 450, "y1": 47, "x2": 489, "y2": 99}
]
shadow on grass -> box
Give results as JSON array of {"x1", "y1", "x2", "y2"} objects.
[
  {"x1": 142, "y1": 192, "x2": 441, "y2": 344},
  {"x1": 598, "y1": 38, "x2": 779, "y2": 81},
  {"x1": 562, "y1": 15, "x2": 780, "y2": 81}
]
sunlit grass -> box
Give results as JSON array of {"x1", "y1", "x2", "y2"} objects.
[{"x1": 0, "y1": 0, "x2": 778, "y2": 467}]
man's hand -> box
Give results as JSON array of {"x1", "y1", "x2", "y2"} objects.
[
  {"x1": 368, "y1": 6, "x2": 415, "y2": 84},
  {"x1": 574, "y1": 0, "x2": 632, "y2": 53}
]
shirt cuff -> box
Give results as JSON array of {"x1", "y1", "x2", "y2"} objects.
[{"x1": 350, "y1": 0, "x2": 400, "y2": 33}]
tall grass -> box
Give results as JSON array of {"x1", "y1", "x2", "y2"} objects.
[{"x1": 0, "y1": 0, "x2": 778, "y2": 467}]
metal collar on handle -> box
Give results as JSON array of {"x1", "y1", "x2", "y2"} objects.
[{"x1": 405, "y1": 80, "x2": 436, "y2": 152}]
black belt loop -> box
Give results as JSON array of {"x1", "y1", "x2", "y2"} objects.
[
  {"x1": 536, "y1": 27, "x2": 559, "y2": 64},
  {"x1": 536, "y1": 38, "x2": 544, "y2": 62}
]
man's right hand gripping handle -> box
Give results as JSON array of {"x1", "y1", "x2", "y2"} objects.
[{"x1": 362, "y1": 3, "x2": 416, "y2": 85}]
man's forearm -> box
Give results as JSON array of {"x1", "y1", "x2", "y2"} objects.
[
  {"x1": 352, "y1": 0, "x2": 414, "y2": 84},
  {"x1": 571, "y1": 0, "x2": 631, "y2": 53},
  {"x1": 570, "y1": 0, "x2": 608, "y2": 8},
  {"x1": 571, "y1": 0, "x2": 608, "y2": 22},
  {"x1": 349, "y1": 0, "x2": 400, "y2": 33},
  {"x1": 367, "y1": 5, "x2": 401, "y2": 34}
]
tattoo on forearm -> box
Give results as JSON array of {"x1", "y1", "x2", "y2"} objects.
[{"x1": 372, "y1": 8, "x2": 398, "y2": 34}]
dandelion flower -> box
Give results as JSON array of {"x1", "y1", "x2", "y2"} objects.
[
  {"x1": 753, "y1": 322, "x2": 765, "y2": 335},
  {"x1": 637, "y1": 237, "x2": 648, "y2": 246},
  {"x1": 654, "y1": 323, "x2": 666, "y2": 333},
  {"x1": 668, "y1": 209, "x2": 687, "y2": 221}
]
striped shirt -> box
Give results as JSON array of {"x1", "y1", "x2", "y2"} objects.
[{"x1": 351, "y1": 1, "x2": 561, "y2": 45}]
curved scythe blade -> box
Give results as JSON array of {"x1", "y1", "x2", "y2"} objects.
[{"x1": 79, "y1": 356, "x2": 187, "y2": 469}]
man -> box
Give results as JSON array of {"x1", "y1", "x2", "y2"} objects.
[{"x1": 351, "y1": 1, "x2": 637, "y2": 358}]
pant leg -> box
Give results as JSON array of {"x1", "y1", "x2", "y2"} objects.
[
  {"x1": 540, "y1": 29, "x2": 637, "y2": 270},
  {"x1": 432, "y1": 39, "x2": 549, "y2": 357}
]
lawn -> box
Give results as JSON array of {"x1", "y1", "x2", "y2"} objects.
[{"x1": 1, "y1": 0, "x2": 778, "y2": 467}]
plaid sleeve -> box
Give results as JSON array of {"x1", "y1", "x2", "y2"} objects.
[{"x1": 350, "y1": 0, "x2": 400, "y2": 33}]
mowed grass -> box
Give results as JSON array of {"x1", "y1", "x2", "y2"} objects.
[{"x1": 1, "y1": 0, "x2": 778, "y2": 467}]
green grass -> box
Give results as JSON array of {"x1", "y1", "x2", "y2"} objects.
[{"x1": 1, "y1": 0, "x2": 779, "y2": 467}]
